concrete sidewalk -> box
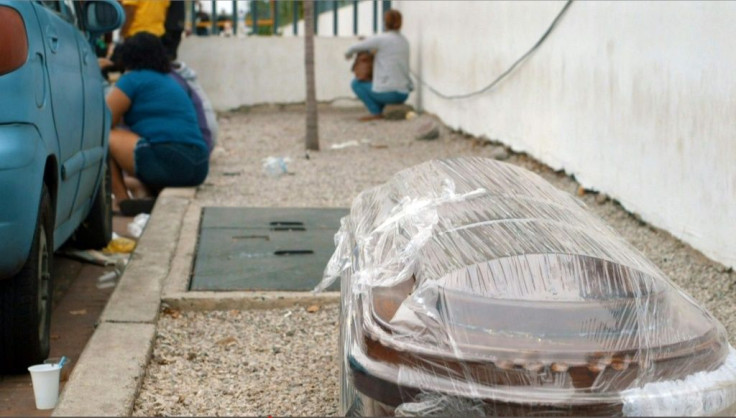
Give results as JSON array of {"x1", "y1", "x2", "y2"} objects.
[{"x1": 52, "y1": 187, "x2": 338, "y2": 416}]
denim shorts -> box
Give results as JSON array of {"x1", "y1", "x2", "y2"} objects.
[{"x1": 134, "y1": 139, "x2": 209, "y2": 188}]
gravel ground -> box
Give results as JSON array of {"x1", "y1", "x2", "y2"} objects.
[
  {"x1": 134, "y1": 305, "x2": 340, "y2": 416},
  {"x1": 133, "y1": 104, "x2": 735, "y2": 416}
]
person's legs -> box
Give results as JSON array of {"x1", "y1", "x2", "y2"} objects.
[
  {"x1": 350, "y1": 79, "x2": 382, "y2": 115},
  {"x1": 362, "y1": 91, "x2": 408, "y2": 120},
  {"x1": 135, "y1": 142, "x2": 209, "y2": 188},
  {"x1": 123, "y1": 175, "x2": 156, "y2": 199},
  {"x1": 369, "y1": 90, "x2": 409, "y2": 109},
  {"x1": 108, "y1": 128, "x2": 140, "y2": 208},
  {"x1": 160, "y1": 29, "x2": 182, "y2": 61},
  {"x1": 351, "y1": 80, "x2": 409, "y2": 120}
]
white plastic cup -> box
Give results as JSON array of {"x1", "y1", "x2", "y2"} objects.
[
  {"x1": 44, "y1": 357, "x2": 72, "y2": 381},
  {"x1": 27, "y1": 363, "x2": 61, "y2": 409}
]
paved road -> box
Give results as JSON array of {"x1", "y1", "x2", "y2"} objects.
[{"x1": 0, "y1": 216, "x2": 133, "y2": 416}]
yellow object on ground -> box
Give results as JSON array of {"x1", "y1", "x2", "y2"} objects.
[{"x1": 103, "y1": 237, "x2": 137, "y2": 254}]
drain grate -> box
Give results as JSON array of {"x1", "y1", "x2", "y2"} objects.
[{"x1": 190, "y1": 207, "x2": 348, "y2": 291}]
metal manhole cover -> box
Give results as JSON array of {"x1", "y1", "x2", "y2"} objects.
[{"x1": 190, "y1": 207, "x2": 348, "y2": 291}]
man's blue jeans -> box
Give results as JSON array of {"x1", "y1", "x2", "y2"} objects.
[{"x1": 351, "y1": 79, "x2": 408, "y2": 115}]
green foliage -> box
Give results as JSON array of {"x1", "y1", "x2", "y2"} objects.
[
  {"x1": 245, "y1": 0, "x2": 293, "y2": 35},
  {"x1": 245, "y1": 0, "x2": 355, "y2": 36}
]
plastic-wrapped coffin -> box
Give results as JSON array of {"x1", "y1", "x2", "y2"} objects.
[{"x1": 317, "y1": 157, "x2": 736, "y2": 416}]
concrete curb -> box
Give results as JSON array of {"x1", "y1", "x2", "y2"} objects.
[
  {"x1": 51, "y1": 322, "x2": 156, "y2": 416},
  {"x1": 160, "y1": 200, "x2": 340, "y2": 311},
  {"x1": 53, "y1": 188, "x2": 194, "y2": 416},
  {"x1": 162, "y1": 291, "x2": 340, "y2": 311},
  {"x1": 53, "y1": 188, "x2": 341, "y2": 415}
]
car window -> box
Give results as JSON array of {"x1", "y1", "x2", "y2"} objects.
[
  {"x1": 62, "y1": 0, "x2": 77, "y2": 24},
  {"x1": 36, "y1": 0, "x2": 76, "y2": 25},
  {"x1": 37, "y1": 0, "x2": 61, "y2": 12}
]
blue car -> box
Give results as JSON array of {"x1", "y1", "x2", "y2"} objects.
[{"x1": 0, "y1": 0, "x2": 123, "y2": 373}]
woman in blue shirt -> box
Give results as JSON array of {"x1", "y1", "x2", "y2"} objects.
[{"x1": 106, "y1": 32, "x2": 208, "y2": 212}]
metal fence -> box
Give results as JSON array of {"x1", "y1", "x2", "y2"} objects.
[{"x1": 190, "y1": 0, "x2": 392, "y2": 37}]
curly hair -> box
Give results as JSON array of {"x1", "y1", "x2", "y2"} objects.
[{"x1": 118, "y1": 32, "x2": 171, "y2": 73}]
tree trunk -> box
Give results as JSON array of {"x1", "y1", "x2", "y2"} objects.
[{"x1": 304, "y1": 0, "x2": 319, "y2": 151}]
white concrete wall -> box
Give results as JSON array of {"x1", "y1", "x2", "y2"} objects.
[
  {"x1": 398, "y1": 0, "x2": 736, "y2": 269},
  {"x1": 178, "y1": 36, "x2": 356, "y2": 109},
  {"x1": 177, "y1": 0, "x2": 381, "y2": 110},
  {"x1": 178, "y1": 1, "x2": 736, "y2": 269}
]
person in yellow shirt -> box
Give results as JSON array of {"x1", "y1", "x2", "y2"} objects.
[{"x1": 120, "y1": 0, "x2": 170, "y2": 39}]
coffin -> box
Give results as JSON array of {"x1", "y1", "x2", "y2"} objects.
[{"x1": 317, "y1": 157, "x2": 736, "y2": 416}]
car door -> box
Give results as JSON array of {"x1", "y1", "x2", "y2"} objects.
[
  {"x1": 71, "y1": 0, "x2": 107, "y2": 214},
  {"x1": 31, "y1": 0, "x2": 84, "y2": 226}
]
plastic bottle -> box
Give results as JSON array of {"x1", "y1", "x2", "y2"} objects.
[
  {"x1": 262, "y1": 156, "x2": 290, "y2": 177},
  {"x1": 127, "y1": 214, "x2": 150, "y2": 238}
]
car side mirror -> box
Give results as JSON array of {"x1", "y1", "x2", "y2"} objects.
[{"x1": 83, "y1": 0, "x2": 124, "y2": 36}]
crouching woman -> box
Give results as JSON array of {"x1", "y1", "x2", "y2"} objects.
[
  {"x1": 106, "y1": 32, "x2": 208, "y2": 211},
  {"x1": 345, "y1": 9, "x2": 412, "y2": 121}
]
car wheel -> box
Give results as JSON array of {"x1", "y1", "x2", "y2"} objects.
[
  {"x1": 72, "y1": 163, "x2": 112, "y2": 249},
  {"x1": 0, "y1": 185, "x2": 53, "y2": 373}
]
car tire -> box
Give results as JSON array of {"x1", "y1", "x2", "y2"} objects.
[
  {"x1": 0, "y1": 185, "x2": 54, "y2": 373},
  {"x1": 72, "y1": 163, "x2": 112, "y2": 249}
]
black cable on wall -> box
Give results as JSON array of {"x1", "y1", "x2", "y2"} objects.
[{"x1": 411, "y1": 0, "x2": 574, "y2": 100}]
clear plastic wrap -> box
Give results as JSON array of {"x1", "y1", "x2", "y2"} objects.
[{"x1": 316, "y1": 157, "x2": 736, "y2": 416}]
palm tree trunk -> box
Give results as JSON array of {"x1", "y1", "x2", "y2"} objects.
[{"x1": 304, "y1": 0, "x2": 319, "y2": 151}]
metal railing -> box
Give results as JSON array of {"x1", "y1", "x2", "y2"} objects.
[{"x1": 189, "y1": 0, "x2": 391, "y2": 37}]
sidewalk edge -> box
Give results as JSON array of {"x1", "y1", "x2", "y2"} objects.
[{"x1": 53, "y1": 187, "x2": 194, "y2": 416}]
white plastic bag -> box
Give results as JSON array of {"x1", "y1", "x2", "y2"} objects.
[
  {"x1": 262, "y1": 156, "x2": 291, "y2": 177},
  {"x1": 127, "y1": 213, "x2": 150, "y2": 238}
]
